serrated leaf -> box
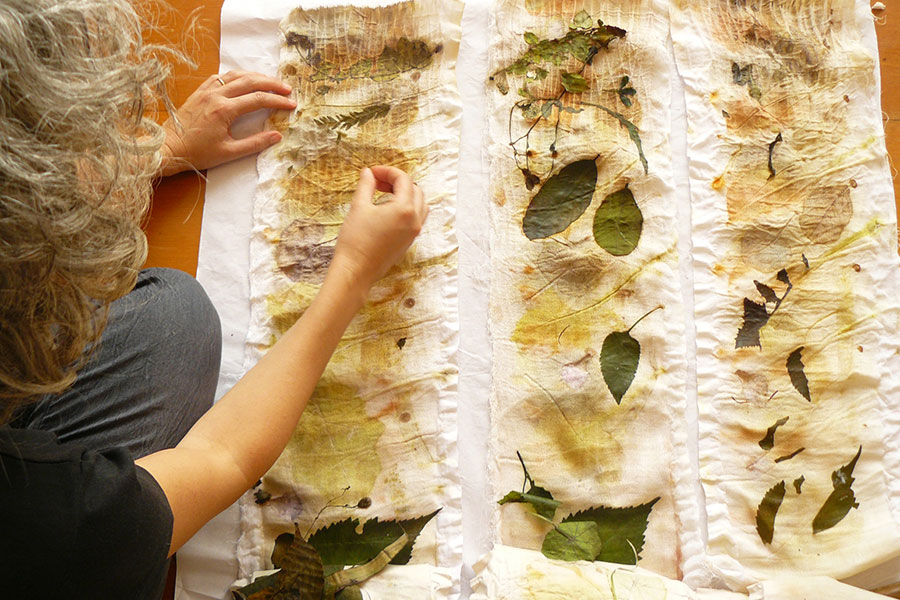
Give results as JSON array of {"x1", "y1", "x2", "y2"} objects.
[
  {"x1": 756, "y1": 481, "x2": 786, "y2": 545},
  {"x1": 307, "y1": 510, "x2": 440, "y2": 571},
  {"x1": 787, "y1": 347, "x2": 811, "y2": 401},
  {"x1": 524, "y1": 32, "x2": 539, "y2": 45},
  {"x1": 754, "y1": 281, "x2": 779, "y2": 304},
  {"x1": 735, "y1": 299, "x2": 769, "y2": 349},
  {"x1": 592, "y1": 185, "x2": 643, "y2": 256},
  {"x1": 573, "y1": 9, "x2": 594, "y2": 29},
  {"x1": 562, "y1": 498, "x2": 659, "y2": 564},
  {"x1": 313, "y1": 103, "x2": 391, "y2": 131},
  {"x1": 758, "y1": 416, "x2": 789, "y2": 451},
  {"x1": 561, "y1": 72, "x2": 590, "y2": 94},
  {"x1": 601, "y1": 331, "x2": 640, "y2": 404},
  {"x1": 813, "y1": 446, "x2": 862, "y2": 534},
  {"x1": 541, "y1": 521, "x2": 603, "y2": 562},
  {"x1": 522, "y1": 159, "x2": 598, "y2": 240},
  {"x1": 499, "y1": 488, "x2": 561, "y2": 521}
]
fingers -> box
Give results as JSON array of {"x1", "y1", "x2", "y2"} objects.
[
  {"x1": 224, "y1": 130, "x2": 283, "y2": 161},
  {"x1": 220, "y1": 73, "x2": 292, "y2": 99},
  {"x1": 229, "y1": 90, "x2": 297, "y2": 117},
  {"x1": 351, "y1": 168, "x2": 378, "y2": 208},
  {"x1": 369, "y1": 165, "x2": 414, "y2": 199}
]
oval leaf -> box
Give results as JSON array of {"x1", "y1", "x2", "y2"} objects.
[
  {"x1": 561, "y1": 72, "x2": 589, "y2": 94},
  {"x1": 813, "y1": 446, "x2": 862, "y2": 534},
  {"x1": 600, "y1": 331, "x2": 640, "y2": 404},
  {"x1": 522, "y1": 159, "x2": 598, "y2": 240},
  {"x1": 592, "y1": 185, "x2": 643, "y2": 256},
  {"x1": 541, "y1": 521, "x2": 603, "y2": 562}
]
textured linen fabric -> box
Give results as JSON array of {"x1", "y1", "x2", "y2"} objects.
[
  {"x1": 237, "y1": 1, "x2": 463, "y2": 592},
  {"x1": 671, "y1": 0, "x2": 900, "y2": 589},
  {"x1": 485, "y1": 0, "x2": 693, "y2": 579}
]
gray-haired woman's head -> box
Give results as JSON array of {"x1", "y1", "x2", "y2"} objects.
[{"x1": 0, "y1": 0, "x2": 172, "y2": 421}]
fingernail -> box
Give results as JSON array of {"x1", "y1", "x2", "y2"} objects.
[{"x1": 270, "y1": 131, "x2": 283, "y2": 142}]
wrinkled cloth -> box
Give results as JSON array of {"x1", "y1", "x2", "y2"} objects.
[{"x1": 237, "y1": 1, "x2": 463, "y2": 593}]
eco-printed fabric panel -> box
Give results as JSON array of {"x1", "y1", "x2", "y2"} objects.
[
  {"x1": 486, "y1": 0, "x2": 690, "y2": 579},
  {"x1": 671, "y1": 0, "x2": 900, "y2": 589},
  {"x1": 237, "y1": 0, "x2": 462, "y2": 585}
]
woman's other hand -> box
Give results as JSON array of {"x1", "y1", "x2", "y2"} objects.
[
  {"x1": 330, "y1": 166, "x2": 429, "y2": 297},
  {"x1": 159, "y1": 71, "x2": 296, "y2": 177}
]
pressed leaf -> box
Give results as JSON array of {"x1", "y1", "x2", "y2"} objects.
[
  {"x1": 787, "y1": 347, "x2": 811, "y2": 401},
  {"x1": 499, "y1": 488, "x2": 561, "y2": 521},
  {"x1": 592, "y1": 185, "x2": 643, "y2": 256},
  {"x1": 813, "y1": 446, "x2": 862, "y2": 534},
  {"x1": 522, "y1": 159, "x2": 598, "y2": 240},
  {"x1": 584, "y1": 103, "x2": 648, "y2": 175},
  {"x1": 600, "y1": 331, "x2": 640, "y2": 404},
  {"x1": 313, "y1": 103, "x2": 392, "y2": 131},
  {"x1": 562, "y1": 498, "x2": 660, "y2": 564},
  {"x1": 799, "y1": 186, "x2": 853, "y2": 245},
  {"x1": 561, "y1": 72, "x2": 590, "y2": 93},
  {"x1": 524, "y1": 32, "x2": 539, "y2": 45},
  {"x1": 794, "y1": 476, "x2": 805, "y2": 494},
  {"x1": 573, "y1": 9, "x2": 594, "y2": 29},
  {"x1": 541, "y1": 521, "x2": 603, "y2": 562},
  {"x1": 754, "y1": 281, "x2": 779, "y2": 304},
  {"x1": 541, "y1": 101, "x2": 554, "y2": 119},
  {"x1": 306, "y1": 510, "x2": 440, "y2": 570},
  {"x1": 756, "y1": 481, "x2": 786, "y2": 545},
  {"x1": 758, "y1": 416, "x2": 789, "y2": 451},
  {"x1": 309, "y1": 37, "x2": 434, "y2": 83},
  {"x1": 775, "y1": 447, "x2": 805, "y2": 463},
  {"x1": 325, "y1": 533, "x2": 408, "y2": 594},
  {"x1": 735, "y1": 299, "x2": 769, "y2": 349},
  {"x1": 767, "y1": 133, "x2": 783, "y2": 180},
  {"x1": 335, "y1": 586, "x2": 364, "y2": 600},
  {"x1": 777, "y1": 269, "x2": 791, "y2": 285}
]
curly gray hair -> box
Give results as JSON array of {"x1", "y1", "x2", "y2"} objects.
[{"x1": 0, "y1": 0, "x2": 172, "y2": 421}]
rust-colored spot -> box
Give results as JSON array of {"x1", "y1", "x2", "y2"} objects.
[
  {"x1": 399, "y1": 412, "x2": 412, "y2": 423},
  {"x1": 523, "y1": 265, "x2": 535, "y2": 275},
  {"x1": 858, "y1": 346, "x2": 864, "y2": 353},
  {"x1": 404, "y1": 297, "x2": 416, "y2": 308},
  {"x1": 853, "y1": 264, "x2": 861, "y2": 272},
  {"x1": 850, "y1": 179, "x2": 858, "y2": 188},
  {"x1": 712, "y1": 175, "x2": 725, "y2": 190},
  {"x1": 844, "y1": 94, "x2": 850, "y2": 103}
]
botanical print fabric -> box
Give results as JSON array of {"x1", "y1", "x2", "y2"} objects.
[
  {"x1": 237, "y1": 1, "x2": 463, "y2": 592},
  {"x1": 485, "y1": 0, "x2": 693, "y2": 579},
  {"x1": 671, "y1": 0, "x2": 900, "y2": 589}
]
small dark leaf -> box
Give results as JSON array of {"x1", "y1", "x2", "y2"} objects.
[
  {"x1": 541, "y1": 101, "x2": 554, "y2": 119},
  {"x1": 254, "y1": 489, "x2": 272, "y2": 505},
  {"x1": 396, "y1": 338, "x2": 407, "y2": 350},
  {"x1": 521, "y1": 168, "x2": 541, "y2": 191},
  {"x1": 777, "y1": 269, "x2": 791, "y2": 285},
  {"x1": 561, "y1": 72, "x2": 590, "y2": 94},
  {"x1": 735, "y1": 299, "x2": 770, "y2": 349},
  {"x1": 592, "y1": 185, "x2": 643, "y2": 256},
  {"x1": 756, "y1": 481, "x2": 786, "y2": 545},
  {"x1": 522, "y1": 159, "x2": 598, "y2": 240},
  {"x1": 787, "y1": 347, "x2": 811, "y2": 402},
  {"x1": 541, "y1": 521, "x2": 603, "y2": 562},
  {"x1": 732, "y1": 62, "x2": 752, "y2": 86},
  {"x1": 620, "y1": 75, "x2": 630, "y2": 87},
  {"x1": 813, "y1": 446, "x2": 862, "y2": 534},
  {"x1": 767, "y1": 132, "x2": 783, "y2": 180},
  {"x1": 754, "y1": 281, "x2": 779, "y2": 304},
  {"x1": 562, "y1": 498, "x2": 659, "y2": 564},
  {"x1": 775, "y1": 447, "x2": 805, "y2": 463},
  {"x1": 794, "y1": 476, "x2": 805, "y2": 494},
  {"x1": 600, "y1": 331, "x2": 640, "y2": 404},
  {"x1": 758, "y1": 416, "x2": 789, "y2": 451},
  {"x1": 524, "y1": 32, "x2": 539, "y2": 45}
]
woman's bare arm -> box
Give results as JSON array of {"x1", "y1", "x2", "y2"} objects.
[{"x1": 136, "y1": 166, "x2": 427, "y2": 555}]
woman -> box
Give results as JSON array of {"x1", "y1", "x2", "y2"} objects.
[{"x1": 0, "y1": 1, "x2": 427, "y2": 597}]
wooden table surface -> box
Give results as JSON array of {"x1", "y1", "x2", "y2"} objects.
[{"x1": 145, "y1": 3, "x2": 900, "y2": 277}]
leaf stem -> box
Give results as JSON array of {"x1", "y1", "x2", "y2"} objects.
[{"x1": 626, "y1": 306, "x2": 663, "y2": 334}]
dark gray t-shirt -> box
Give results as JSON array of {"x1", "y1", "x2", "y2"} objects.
[{"x1": 0, "y1": 425, "x2": 173, "y2": 599}]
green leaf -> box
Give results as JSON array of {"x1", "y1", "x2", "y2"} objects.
[
  {"x1": 541, "y1": 101, "x2": 555, "y2": 119},
  {"x1": 601, "y1": 331, "x2": 640, "y2": 404},
  {"x1": 573, "y1": 10, "x2": 594, "y2": 29},
  {"x1": 541, "y1": 521, "x2": 603, "y2": 562},
  {"x1": 524, "y1": 32, "x2": 539, "y2": 45},
  {"x1": 306, "y1": 510, "x2": 440, "y2": 571},
  {"x1": 522, "y1": 158, "x2": 598, "y2": 240},
  {"x1": 756, "y1": 481, "x2": 786, "y2": 545},
  {"x1": 499, "y1": 489, "x2": 561, "y2": 521},
  {"x1": 313, "y1": 103, "x2": 391, "y2": 131},
  {"x1": 562, "y1": 498, "x2": 660, "y2": 564},
  {"x1": 735, "y1": 299, "x2": 769, "y2": 349},
  {"x1": 583, "y1": 103, "x2": 648, "y2": 175},
  {"x1": 732, "y1": 62, "x2": 753, "y2": 86},
  {"x1": 561, "y1": 72, "x2": 590, "y2": 94},
  {"x1": 325, "y1": 533, "x2": 408, "y2": 594},
  {"x1": 813, "y1": 446, "x2": 862, "y2": 534},
  {"x1": 592, "y1": 185, "x2": 643, "y2": 256},
  {"x1": 787, "y1": 347, "x2": 811, "y2": 401},
  {"x1": 335, "y1": 586, "x2": 364, "y2": 600},
  {"x1": 758, "y1": 416, "x2": 789, "y2": 451},
  {"x1": 567, "y1": 35, "x2": 592, "y2": 63}
]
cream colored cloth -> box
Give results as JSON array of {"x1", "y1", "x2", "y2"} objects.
[
  {"x1": 671, "y1": 0, "x2": 900, "y2": 590},
  {"x1": 485, "y1": 0, "x2": 695, "y2": 579},
  {"x1": 237, "y1": 0, "x2": 463, "y2": 589}
]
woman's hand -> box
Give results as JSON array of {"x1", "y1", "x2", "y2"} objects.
[
  {"x1": 330, "y1": 166, "x2": 429, "y2": 298},
  {"x1": 159, "y1": 71, "x2": 296, "y2": 177}
]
